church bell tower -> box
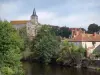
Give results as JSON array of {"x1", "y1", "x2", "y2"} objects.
[{"x1": 31, "y1": 8, "x2": 38, "y2": 24}]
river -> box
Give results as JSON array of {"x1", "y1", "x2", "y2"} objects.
[{"x1": 22, "y1": 62, "x2": 100, "y2": 75}]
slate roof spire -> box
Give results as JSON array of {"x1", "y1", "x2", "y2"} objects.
[
  {"x1": 32, "y1": 8, "x2": 37, "y2": 16},
  {"x1": 31, "y1": 8, "x2": 38, "y2": 24}
]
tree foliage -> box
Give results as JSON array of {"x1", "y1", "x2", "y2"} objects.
[
  {"x1": 31, "y1": 25, "x2": 60, "y2": 63},
  {"x1": 0, "y1": 20, "x2": 23, "y2": 75},
  {"x1": 88, "y1": 23, "x2": 99, "y2": 34},
  {"x1": 57, "y1": 40, "x2": 85, "y2": 66},
  {"x1": 18, "y1": 27, "x2": 30, "y2": 51},
  {"x1": 43, "y1": 24, "x2": 71, "y2": 38},
  {"x1": 59, "y1": 27, "x2": 71, "y2": 38}
]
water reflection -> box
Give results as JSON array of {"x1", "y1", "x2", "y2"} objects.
[{"x1": 22, "y1": 62, "x2": 100, "y2": 75}]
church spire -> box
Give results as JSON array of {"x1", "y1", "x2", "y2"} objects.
[
  {"x1": 31, "y1": 8, "x2": 38, "y2": 24},
  {"x1": 32, "y1": 8, "x2": 37, "y2": 16}
]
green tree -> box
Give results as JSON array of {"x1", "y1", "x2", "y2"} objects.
[
  {"x1": 31, "y1": 25, "x2": 60, "y2": 63},
  {"x1": 50, "y1": 26, "x2": 60, "y2": 36},
  {"x1": 19, "y1": 27, "x2": 33, "y2": 60},
  {"x1": 88, "y1": 23, "x2": 99, "y2": 34},
  {"x1": 0, "y1": 20, "x2": 23, "y2": 75},
  {"x1": 57, "y1": 40, "x2": 85, "y2": 66},
  {"x1": 59, "y1": 26, "x2": 71, "y2": 38},
  {"x1": 19, "y1": 27, "x2": 30, "y2": 51},
  {"x1": 42, "y1": 24, "x2": 71, "y2": 38}
]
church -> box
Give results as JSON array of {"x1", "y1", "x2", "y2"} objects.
[{"x1": 10, "y1": 8, "x2": 40, "y2": 40}]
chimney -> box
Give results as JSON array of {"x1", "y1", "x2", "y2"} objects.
[{"x1": 93, "y1": 32, "x2": 96, "y2": 37}]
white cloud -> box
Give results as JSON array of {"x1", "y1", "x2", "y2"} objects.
[
  {"x1": 39, "y1": 12, "x2": 100, "y2": 29},
  {"x1": 55, "y1": 13, "x2": 100, "y2": 28},
  {"x1": 15, "y1": 11, "x2": 56, "y2": 21},
  {"x1": 0, "y1": 0, "x2": 22, "y2": 20},
  {"x1": 14, "y1": 14, "x2": 30, "y2": 20},
  {"x1": 38, "y1": 12, "x2": 57, "y2": 24}
]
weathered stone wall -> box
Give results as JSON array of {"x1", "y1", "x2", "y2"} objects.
[{"x1": 13, "y1": 24, "x2": 26, "y2": 29}]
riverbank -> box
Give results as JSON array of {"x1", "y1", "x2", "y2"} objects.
[
  {"x1": 22, "y1": 61, "x2": 100, "y2": 75},
  {"x1": 21, "y1": 57, "x2": 100, "y2": 72},
  {"x1": 88, "y1": 59, "x2": 100, "y2": 71}
]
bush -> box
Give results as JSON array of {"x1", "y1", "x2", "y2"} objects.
[
  {"x1": 1, "y1": 67, "x2": 14, "y2": 75},
  {"x1": 57, "y1": 40, "x2": 85, "y2": 66}
]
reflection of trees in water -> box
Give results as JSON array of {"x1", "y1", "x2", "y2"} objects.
[
  {"x1": 22, "y1": 62, "x2": 33, "y2": 75},
  {"x1": 23, "y1": 62, "x2": 100, "y2": 75}
]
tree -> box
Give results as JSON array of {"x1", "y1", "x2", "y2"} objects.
[
  {"x1": 51, "y1": 26, "x2": 60, "y2": 36},
  {"x1": 59, "y1": 26, "x2": 71, "y2": 38},
  {"x1": 19, "y1": 27, "x2": 33, "y2": 60},
  {"x1": 88, "y1": 23, "x2": 99, "y2": 34},
  {"x1": 0, "y1": 20, "x2": 23, "y2": 75},
  {"x1": 57, "y1": 40, "x2": 85, "y2": 66},
  {"x1": 31, "y1": 25, "x2": 60, "y2": 63},
  {"x1": 19, "y1": 27, "x2": 30, "y2": 51},
  {"x1": 42, "y1": 24, "x2": 71, "y2": 38}
]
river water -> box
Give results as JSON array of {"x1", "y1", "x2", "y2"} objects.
[{"x1": 22, "y1": 62, "x2": 100, "y2": 75}]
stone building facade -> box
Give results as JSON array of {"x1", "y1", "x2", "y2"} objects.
[{"x1": 10, "y1": 8, "x2": 40, "y2": 40}]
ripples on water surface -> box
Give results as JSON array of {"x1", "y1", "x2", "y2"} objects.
[{"x1": 23, "y1": 62, "x2": 100, "y2": 75}]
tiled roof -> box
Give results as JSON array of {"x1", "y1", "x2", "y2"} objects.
[
  {"x1": 68, "y1": 31, "x2": 100, "y2": 42},
  {"x1": 10, "y1": 20, "x2": 29, "y2": 25}
]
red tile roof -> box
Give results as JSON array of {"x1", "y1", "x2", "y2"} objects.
[
  {"x1": 10, "y1": 20, "x2": 29, "y2": 25},
  {"x1": 68, "y1": 30, "x2": 100, "y2": 42}
]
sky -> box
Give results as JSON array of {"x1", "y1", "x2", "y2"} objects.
[{"x1": 0, "y1": 0, "x2": 100, "y2": 29}]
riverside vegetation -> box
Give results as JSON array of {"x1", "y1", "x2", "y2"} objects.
[
  {"x1": 20, "y1": 25, "x2": 86, "y2": 67},
  {"x1": 0, "y1": 20, "x2": 100, "y2": 75},
  {"x1": 0, "y1": 20, "x2": 24, "y2": 75},
  {"x1": 20, "y1": 24, "x2": 100, "y2": 69}
]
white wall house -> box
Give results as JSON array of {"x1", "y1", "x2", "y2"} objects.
[
  {"x1": 10, "y1": 20, "x2": 29, "y2": 30},
  {"x1": 68, "y1": 29, "x2": 100, "y2": 57}
]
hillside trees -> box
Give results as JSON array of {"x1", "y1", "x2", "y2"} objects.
[{"x1": 0, "y1": 20, "x2": 24, "y2": 75}]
